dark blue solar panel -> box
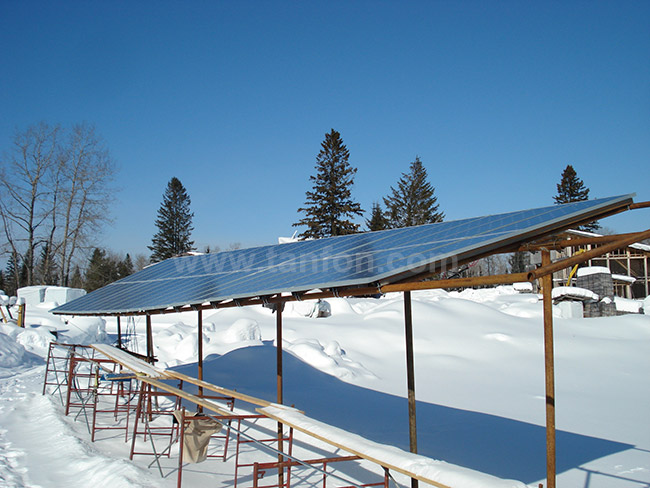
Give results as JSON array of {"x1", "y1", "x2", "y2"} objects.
[{"x1": 51, "y1": 195, "x2": 634, "y2": 315}]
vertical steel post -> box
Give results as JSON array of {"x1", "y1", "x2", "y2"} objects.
[
  {"x1": 276, "y1": 303, "x2": 285, "y2": 487},
  {"x1": 403, "y1": 291, "x2": 418, "y2": 488},
  {"x1": 117, "y1": 316, "x2": 122, "y2": 348},
  {"x1": 541, "y1": 250, "x2": 556, "y2": 488},
  {"x1": 198, "y1": 310, "x2": 204, "y2": 382},
  {"x1": 198, "y1": 309, "x2": 204, "y2": 411},
  {"x1": 146, "y1": 314, "x2": 153, "y2": 364}
]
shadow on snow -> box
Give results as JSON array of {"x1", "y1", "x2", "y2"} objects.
[{"x1": 171, "y1": 343, "x2": 632, "y2": 484}]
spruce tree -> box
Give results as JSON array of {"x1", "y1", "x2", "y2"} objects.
[
  {"x1": 149, "y1": 177, "x2": 195, "y2": 262},
  {"x1": 366, "y1": 202, "x2": 389, "y2": 231},
  {"x1": 294, "y1": 129, "x2": 364, "y2": 238},
  {"x1": 4, "y1": 254, "x2": 19, "y2": 296},
  {"x1": 383, "y1": 156, "x2": 444, "y2": 228},
  {"x1": 554, "y1": 164, "x2": 600, "y2": 232},
  {"x1": 117, "y1": 253, "x2": 134, "y2": 279},
  {"x1": 85, "y1": 248, "x2": 120, "y2": 291}
]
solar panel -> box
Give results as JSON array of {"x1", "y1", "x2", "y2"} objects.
[{"x1": 51, "y1": 194, "x2": 634, "y2": 315}]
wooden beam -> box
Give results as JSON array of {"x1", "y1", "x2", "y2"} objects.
[
  {"x1": 165, "y1": 370, "x2": 274, "y2": 407},
  {"x1": 385, "y1": 273, "x2": 530, "y2": 292},
  {"x1": 629, "y1": 201, "x2": 650, "y2": 210},
  {"x1": 541, "y1": 250, "x2": 556, "y2": 488},
  {"x1": 520, "y1": 231, "x2": 647, "y2": 252},
  {"x1": 139, "y1": 376, "x2": 233, "y2": 416},
  {"x1": 260, "y1": 407, "x2": 452, "y2": 488},
  {"x1": 527, "y1": 228, "x2": 650, "y2": 281}
]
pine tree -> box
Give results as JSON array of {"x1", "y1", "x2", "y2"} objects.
[
  {"x1": 4, "y1": 254, "x2": 20, "y2": 296},
  {"x1": 554, "y1": 164, "x2": 600, "y2": 232},
  {"x1": 85, "y1": 248, "x2": 120, "y2": 292},
  {"x1": 148, "y1": 177, "x2": 195, "y2": 262},
  {"x1": 383, "y1": 156, "x2": 444, "y2": 228},
  {"x1": 366, "y1": 202, "x2": 389, "y2": 231},
  {"x1": 0, "y1": 271, "x2": 5, "y2": 294},
  {"x1": 294, "y1": 129, "x2": 364, "y2": 239},
  {"x1": 117, "y1": 253, "x2": 134, "y2": 279}
]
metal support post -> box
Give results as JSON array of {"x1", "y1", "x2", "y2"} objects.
[
  {"x1": 276, "y1": 302, "x2": 285, "y2": 488},
  {"x1": 198, "y1": 309, "x2": 204, "y2": 412},
  {"x1": 146, "y1": 314, "x2": 153, "y2": 364},
  {"x1": 403, "y1": 291, "x2": 418, "y2": 488},
  {"x1": 541, "y1": 250, "x2": 556, "y2": 488}
]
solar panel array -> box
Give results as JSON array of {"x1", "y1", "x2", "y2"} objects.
[{"x1": 52, "y1": 195, "x2": 633, "y2": 315}]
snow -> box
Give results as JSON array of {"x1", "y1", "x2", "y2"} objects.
[
  {"x1": 512, "y1": 282, "x2": 533, "y2": 293},
  {"x1": 615, "y1": 297, "x2": 643, "y2": 313},
  {"x1": 612, "y1": 273, "x2": 637, "y2": 284},
  {"x1": 551, "y1": 286, "x2": 598, "y2": 301},
  {"x1": 576, "y1": 266, "x2": 611, "y2": 277},
  {"x1": 262, "y1": 405, "x2": 527, "y2": 488},
  {"x1": 17, "y1": 285, "x2": 86, "y2": 307},
  {"x1": 0, "y1": 287, "x2": 648, "y2": 487}
]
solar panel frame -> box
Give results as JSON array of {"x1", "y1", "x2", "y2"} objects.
[{"x1": 51, "y1": 194, "x2": 635, "y2": 315}]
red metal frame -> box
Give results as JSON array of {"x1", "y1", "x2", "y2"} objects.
[
  {"x1": 252, "y1": 456, "x2": 390, "y2": 488},
  {"x1": 234, "y1": 416, "x2": 293, "y2": 488}
]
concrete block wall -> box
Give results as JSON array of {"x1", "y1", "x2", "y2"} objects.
[{"x1": 577, "y1": 270, "x2": 616, "y2": 318}]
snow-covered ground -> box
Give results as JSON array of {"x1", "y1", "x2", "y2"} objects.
[{"x1": 0, "y1": 286, "x2": 648, "y2": 487}]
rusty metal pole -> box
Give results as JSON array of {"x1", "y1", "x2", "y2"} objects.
[
  {"x1": 276, "y1": 303, "x2": 285, "y2": 487},
  {"x1": 198, "y1": 308, "x2": 204, "y2": 412},
  {"x1": 541, "y1": 250, "x2": 556, "y2": 488},
  {"x1": 117, "y1": 316, "x2": 122, "y2": 348},
  {"x1": 146, "y1": 314, "x2": 153, "y2": 364},
  {"x1": 404, "y1": 291, "x2": 419, "y2": 488}
]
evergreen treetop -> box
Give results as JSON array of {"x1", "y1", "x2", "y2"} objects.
[
  {"x1": 366, "y1": 202, "x2": 389, "y2": 232},
  {"x1": 4, "y1": 254, "x2": 20, "y2": 297},
  {"x1": 148, "y1": 177, "x2": 195, "y2": 262},
  {"x1": 383, "y1": 156, "x2": 444, "y2": 228},
  {"x1": 84, "y1": 248, "x2": 117, "y2": 292},
  {"x1": 554, "y1": 164, "x2": 590, "y2": 204},
  {"x1": 554, "y1": 164, "x2": 600, "y2": 231},
  {"x1": 294, "y1": 129, "x2": 364, "y2": 239}
]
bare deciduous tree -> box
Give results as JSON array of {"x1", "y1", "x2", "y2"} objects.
[
  {"x1": 56, "y1": 124, "x2": 114, "y2": 285},
  {"x1": 0, "y1": 123, "x2": 60, "y2": 286},
  {"x1": 0, "y1": 122, "x2": 115, "y2": 288}
]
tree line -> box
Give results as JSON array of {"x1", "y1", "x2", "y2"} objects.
[{"x1": 1, "y1": 123, "x2": 598, "y2": 295}]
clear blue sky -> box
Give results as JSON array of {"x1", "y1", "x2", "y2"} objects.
[{"x1": 1, "y1": 1, "x2": 648, "y2": 258}]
